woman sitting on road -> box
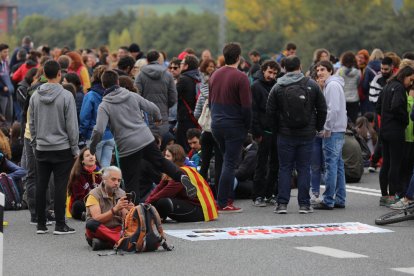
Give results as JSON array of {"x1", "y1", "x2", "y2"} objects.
[
  {"x1": 145, "y1": 144, "x2": 217, "y2": 222},
  {"x1": 67, "y1": 148, "x2": 102, "y2": 221}
]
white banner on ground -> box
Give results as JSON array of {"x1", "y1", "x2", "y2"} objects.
[{"x1": 165, "y1": 222, "x2": 393, "y2": 241}]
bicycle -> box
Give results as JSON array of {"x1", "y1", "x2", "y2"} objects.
[{"x1": 375, "y1": 204, "x2": 414, "y2": 225}]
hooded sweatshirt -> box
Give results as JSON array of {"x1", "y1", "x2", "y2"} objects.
[
  {"x1": 29, "y1": 83, "x2": 79, "y2": 156},
  {"x1": 323, "y1": 75, "x2": 347, "y2": 133},
  {"x1": 176, "y1": 69, "x2": 202, "y2": 121},
  {"x1": 89, "y1": 86, "x2": 161, "y2": 158},
  {"x1": 266, "y1": 72, "x2": 327, "y2": 138},
  {"x1": 336, "y1": 66, "x2": 360, "y2": 103},
  {"x1": 79, "y1": 82, "x2": 113, "y2": 140},
  {"x1": 134, "y1": 62, "x2": 177, "y2": 124}
]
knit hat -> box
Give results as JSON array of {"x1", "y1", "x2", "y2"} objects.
[
  {"x1": 178, "y1": 51, "x2": 189, "y2": 61},
  {"x1": 129, "y1": 43, "x2": 141, "y2": 53},
  {"x1": 357, "y1": 49, "x2": 369, "y2": 61}
]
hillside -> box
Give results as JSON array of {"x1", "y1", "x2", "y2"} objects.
[{"x1": 5, "y1": 0, "x2": 222, "y2": 19}]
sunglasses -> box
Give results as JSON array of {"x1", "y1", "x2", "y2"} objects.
[{"x1": 169, "y1": 66, "x2": 179, "y2": 70}]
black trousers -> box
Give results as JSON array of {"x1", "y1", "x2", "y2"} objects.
[
  {"x1": 252, "y1": 132, "x2": 279, "y2": 200},
  {"x1": 346, "y1": 101, "x2": 360, "y2": 124},
  {"x1": 119, "y1": 142, "x2": 184, "y2": 203},
  {"x1": 153, "y1": 198, "x2": 204, "y2": 222},
  {"x1": 35, "y1": 149, "x2": 74, "y2": 226},
  {"x1": 71, "y1": 200, "x2": 86, "y2": 220},
  {"x1": 379, "y1": 135, "x2": 405, "y2": 196},
  {"x1": 200, "y1": 131, "x2": 223, "y2": 191}
]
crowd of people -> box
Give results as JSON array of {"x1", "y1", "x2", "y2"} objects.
[{"x1": 1, "y1": 35, "x2": 414, "y2": 250}]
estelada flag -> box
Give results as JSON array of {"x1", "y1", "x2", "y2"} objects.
[{"x1": 181, "y1": 166, "x2": 218, "y2": 221}]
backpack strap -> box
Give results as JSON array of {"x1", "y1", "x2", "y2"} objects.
[
  {"x1": 147, "y1": 204, "x2": 174, "y2": 251},
  {"x1": 180, "y1": 96, "x2": 201, "y2": 129},
  {"x1": 136, "y1": 204, "x2": 147, "y2": 252}
]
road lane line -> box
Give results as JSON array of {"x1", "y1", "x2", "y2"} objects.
[
  {"x1": 391, "y1": 267, "x2": 414, "y2": 274},
  {"x1": 320, "y1": 185, "x2": 381, "y2": 197},
  {"x1": 346, "y1": 186, "x2": 382, "y2": 193},
  {"x1": 295, "y1": 246, "x2": 368, "y2": 258}
]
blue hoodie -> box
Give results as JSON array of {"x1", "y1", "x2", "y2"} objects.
[{"x1": 79, "y1": 83, "x2": 113, "y2": 141}]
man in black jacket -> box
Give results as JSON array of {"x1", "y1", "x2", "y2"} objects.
[
  {"x1": 251, "y1": 60, "x2": 280, "y2": 207},
  {"x1": 266, "y1": 56, "x2": 327, "y2": 214},
  {"x1": 176, "y1": 55, "x2": 201, "y2": 152}
]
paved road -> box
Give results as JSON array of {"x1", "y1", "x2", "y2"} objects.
[{"x1": 3, "y1": 170, "x2": 414, "y2": 276}]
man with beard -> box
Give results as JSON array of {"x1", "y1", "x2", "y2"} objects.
[
  {"x1": 251, "y1": 60, "x2": 280, "y2": 207},
  {"x1": 85, "y1": 166, "x2": 134, "y2": 251}
]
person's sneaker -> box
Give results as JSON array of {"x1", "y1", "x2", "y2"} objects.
[
  {"x1": 299, "y1": 205, "x2": 314, "y2": 214},
  {"x1": 312, "y1": 202, "x2": 334, "y2": 210},
  {"x1": 274, "y1": 204, "x2": 287, "y2": 214},
  {"x1": 265, "y1": 195, "x2": 277, "y2": 205},
  {"x1": 385, "y1": 196, "x2": 400, "y2": 207},
  {"x1": 334, "y1": 203, "x2": 346, "y2": 209},
  {"x1": 310, "y1": 194, "x2": 322, "y2": 204},
  {"x1": 47, "y1": 211, "x2": 56, "y2": 223},
  {"x1": 36, "y1": 224, "x2": 49, "y2": 234},
  {"x1": 390, "y1": 198, "x2": 414, "y2": 210},
  {"x1": 81, "y1": 212, "x2": 86, "y2": 222},
  {"x1": 85, "y1": 234, "x2": 93, "y2": 247},
  {"x1": 180, "y1": 175, "x2": 197, "y2": 199},
  {"x1": 379, "y1": 196, "x2": 389, "y2": 206},
  {"x1": 218, "y1": 204, "x2": 243, "y2": 213},
  {"x1": 91, "y1": 238, "x2": 112, "y2": 251},
  {"x1": 252, "y1": 197, "x2": 266, "y2": 207},
  {"x1": 368, "y1": 166, "x2": 377, "y2": 173},
  {"x1": 53, "y1": 224, "x2": 76, "y2": 235}
]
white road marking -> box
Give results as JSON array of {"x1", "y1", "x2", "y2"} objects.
[
  {"x1": 391, "y1": 267, "x2": 414, "y2": 274},
  {"x1": 320, "y1": 185, "x2": 381, "y2": 197},
  {"x1": 296, "y1": 246, "x2": 368, "y2": 258}
]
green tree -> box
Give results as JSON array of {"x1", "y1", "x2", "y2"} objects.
[{"x1": 75, "y1": 31, "x2": 86, "y2": 49}]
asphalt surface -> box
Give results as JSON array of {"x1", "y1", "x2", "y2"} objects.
[{"x1": 3, "y1": 170, "x2": 414, "y2": 276}]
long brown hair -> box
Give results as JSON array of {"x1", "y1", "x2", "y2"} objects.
[
  {"x1": 67, "y1": 51, "x2": 85, "y2": 71},
  {"x1": 0, "y1": 131, "x2": 11, "y2": 159},
  {"x1": 166, "y1": 144, "x2": 186, "y2": 167},
  {"x1": 67, "y1": 148, "x2": 99, "y2": 196},
  {"x1": 355, "y1": 116, "x2": 377, "y2": 145}
]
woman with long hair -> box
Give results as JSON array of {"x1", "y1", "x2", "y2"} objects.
[
  {"x1": 66, "y1": 51, "x2": 91, "y2": 93},
  {"x1": 145, "y1": 144, "x2": 217, "y2": 222},
  {"x1": 376, "y1": 66, "x2": 414, "y2": 206},
  {"x1": 355, "y1": 116, "x2": 377, "y2": 154},
  {"x1": 67, "y1": 148, "x2": 102, "y2": 220},
  {"x1": 337, "y1": 51, "x2": 361, "y2": 123},
  {"x1": 194, "y1": 58, "x2": 222, "y2": 197}
]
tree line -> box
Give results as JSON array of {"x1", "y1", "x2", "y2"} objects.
[{"x1": 1, "y1": 0, "x2": 413, "y2": 67}]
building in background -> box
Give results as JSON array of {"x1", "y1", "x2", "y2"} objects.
[{"x1": 0, "y1": 4, "x2": 18, "y2": 34}]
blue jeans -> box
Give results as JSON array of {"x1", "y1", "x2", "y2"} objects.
[
  {"x1": 277, "y1": 135, "x2": 314, "y2": 206},
  {"x1": 311, "y1": 137, "x2": 324, "y2": 195},
  {"x1": 212, "y1": 127, "x2": 247, "y2": 208},
  {"x1": 95, "y1": 138, "x2": 115, "y2": 168},
  {"x1": 322, "y1": 132, "x2": 346, "y2": 207}
]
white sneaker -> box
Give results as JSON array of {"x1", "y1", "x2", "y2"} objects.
[{"x1": 310, "y1": 194, "x2": 322, "y2": 204}]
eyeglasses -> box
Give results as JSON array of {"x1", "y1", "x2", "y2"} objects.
[{"x1": 169, "y1": 66, "x2": 179, "y2": 70}]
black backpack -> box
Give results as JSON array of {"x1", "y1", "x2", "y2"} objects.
[{"x1": 280, "y1": 77, "x2": 312, "y2": 129}]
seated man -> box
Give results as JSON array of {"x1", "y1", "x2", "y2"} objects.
[
  {"x1": 186, "y1": 128, "x2": 202, "y2": 168},
  {"x1": 85, "y1": 166, "x2": 134, "y2": 251}
]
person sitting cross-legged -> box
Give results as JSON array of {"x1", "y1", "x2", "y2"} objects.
[{"x1": 85, "y1": 166, "x2": 134, "y2": 251}]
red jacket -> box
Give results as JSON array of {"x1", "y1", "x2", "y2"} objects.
[
  {"x1": 145, "y1": 176, "x2": 200, "y2": 206},
  {"x1": 12, "y1": 62, "x2": 38, "y2": 84},
  {"x1": 69, "y1": 167, "x2": 102, "y2": 210}
]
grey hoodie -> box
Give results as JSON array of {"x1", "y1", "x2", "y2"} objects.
[
  {"x1": 29, "y1": 83, "x2": 79, "y2": 155},
  {"x1": 134, "y1": 62, "x2": 177, "y2": 125},
  {"x1": 323, "y1": 75, "x2": 347, "y2": 132},
  {"x1": 90, "y1": 87, "x2": 161, "y2": 158},
  {"x1": 336, "y1": 66, "x2": 360, "y2": 102}
]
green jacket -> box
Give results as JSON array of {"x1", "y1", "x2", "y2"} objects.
[{"x1": 405, "y1": 95, "x2": 414, "y2": 142}]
